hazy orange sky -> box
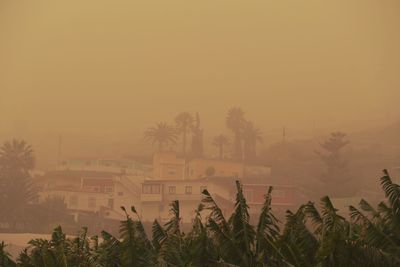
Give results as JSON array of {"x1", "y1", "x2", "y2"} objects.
[{"x1": 1, "y1": 0, "x2": 399, "y2": 161}]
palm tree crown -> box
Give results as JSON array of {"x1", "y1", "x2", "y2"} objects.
[
  {"x1": 0, "y1": 139, "x2": 35, "y2": 174},
  {"x1": 2, "y1": 170, "x2": 400, "y2": 266},
  {"x1": 144, "y1": 122, "x2": 178, "y2": 152}
]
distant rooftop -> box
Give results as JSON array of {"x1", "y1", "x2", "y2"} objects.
[{"x1": 58, "y1": 158, "x2": 152, "y2": 174}]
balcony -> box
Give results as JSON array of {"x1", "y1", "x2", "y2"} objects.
[{"x1": 164, "y1": 193, "x2": 202, "y2": 202}]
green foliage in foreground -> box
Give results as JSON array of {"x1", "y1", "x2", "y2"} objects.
[{"x1": 1, "y1": 170, "x2": 400, "y2": 267}]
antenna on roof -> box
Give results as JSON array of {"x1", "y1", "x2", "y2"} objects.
[
  {"x1": 282, "y1": 126, "x2": 286, "y2": 144},
  {"x1": 57, "y1": 134, "x2": 62, "y2": 167}
]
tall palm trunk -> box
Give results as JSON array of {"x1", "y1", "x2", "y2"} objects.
[
  {"x1": 182, "y1": 128, "x2": 187, "y2": 156},
  {"x1": 158, "y1": 141, "x2": 163, "y2": 152}
]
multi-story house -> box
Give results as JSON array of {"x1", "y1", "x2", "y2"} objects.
[
  {"x1": 139, "y1": 152, "x2": 296, "y2": 223},
  {"x1": 39, "y1": 152, "x2": 296, "y2": 225},
  {"x1": 38, "y1": 169, "x2": 142, "y2": 221},
  {"x1": 140, "y1": 176, "x2": 236, "y2": 223}
]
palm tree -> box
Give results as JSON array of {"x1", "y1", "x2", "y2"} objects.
[
  {"x1": 226, "y1": 107, "x2": 246, "y2": 161},
  {"x1": 0, "y1": 139, "x2": 35, "y2": 174},
  {"x1": 242, "y1": 121, "x2": 262, "y2": 163},
  {"x1": 191, "y1": 112, "x2": 204, "y2": 157},
  {"x1": 202, "y1": 181, "x2": 281, "y2": 266},
  {"x1": 175, "y1": 112, "x2": 194, "y2": 157},
  {"x1": 0, "y1": 139, "x2": 38, "y2": 231},
  {"x1": 6, "y1": 169, "x2": 400, "y2": 267},
  {"x1": 348, "y1": 169, "x2": 400, "y2": 266},
  {"x1": 144, "y1": 122, "x2": 178, "y2": 152},
  {"x1": 212, "y1": 134, "x2": 230, "y2": 159},
  {"x1": 0, "y1": 242, "x2": 16, "y2": 267},
  {"x1": 316, "y1": 131, "x2": 351, "y2": 197}
]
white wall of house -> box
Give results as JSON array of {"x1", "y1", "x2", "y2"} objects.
[
  {"x1": 139, "y1": 179, "x2": 233, "y2": 223},
  {"x1": 40, "y1": 190, "x2": 109, "y2": 213},
  {"x1": 39, "y1": 177, "x2": 142, "y2": 221}
]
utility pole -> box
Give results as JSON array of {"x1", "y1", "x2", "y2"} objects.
[
  {"x1": 57, "y1": 134, "x2": 62, "y2": 167},
  {"x1": 282, "y1": 126, "x2": 286, "y2": 144}
]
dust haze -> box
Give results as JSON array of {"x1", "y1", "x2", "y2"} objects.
[
  {"x1": 1, "y1": 0, "x2": 400, "y2": 263},
  {"x1": 1, "y1": 0, "x2": 399, "y2": 168}
]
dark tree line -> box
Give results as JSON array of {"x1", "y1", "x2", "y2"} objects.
[{"x1": 144, "y1": 107, "x2": 263, "y2": 162}]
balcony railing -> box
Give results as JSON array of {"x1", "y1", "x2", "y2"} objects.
[{"x1": 164, "y1": 193, "x2": 202, "y2": 202}]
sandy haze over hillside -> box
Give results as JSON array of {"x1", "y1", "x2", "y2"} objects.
[{"x1": 1, "y1": 0, "x2": 399, "y2": 168}]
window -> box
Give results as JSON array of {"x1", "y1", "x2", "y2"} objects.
[
  {"x1": 200, "y1": 186, "x2": 207, "y2": 193},
  {"x1": 152, "y1": 185, "x2": 161, "y2": 194},
  {"x1": 88, "y1": 197, "x2": 96, "y2": 209},
  {"x1": 107, "y1": 198, "x2": 114, "y2": 209},
  {"x1": 168, "y1": 186, "x2": 176, "y2": 194},
  {"x1": 105, "y1": 186, "x2": 113, "y2": 193},
  {"x1": 118, "y1": 191, "x2": 124, "y2": 196},
  {"x1": 69, "y1": 195, "x2": 79, "y2": 207},
  {"x1": 143, "y1": 185, "x2": 152, "y2": 194},
  {"x1": 185, "y1": 186, "x2": 192, "y2": 195},
  {"x1": 143, "y1": 184, "x2": 161, "y2": 194},
  {"x1": 168, "y1": 168, "x2": 176, "y2": 175}
]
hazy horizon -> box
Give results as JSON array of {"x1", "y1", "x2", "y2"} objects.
[{"x1": 1, "y1": 0, "x2": 400, "y2": 168}]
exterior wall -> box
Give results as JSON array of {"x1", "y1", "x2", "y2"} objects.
[
  {"x1": 43, "y1": 176, "x2": 299, "y2": 224},
  {"x1": 58, "y1": 159, "x2": 151, "y2": 176},
  {"x1": 207, "y1": 182, "x2": 235, "y2": 202},
  {"x1": 42, "y1": 176, "x2": 81, "y2": 191},
  {"x1": 38, "y1": 171, "x2": 142, "y2": 221},
  {"x1": 82, "y1": 178, "x2": 114, "y2": 193},
  {"x1": 242, "y1": 184, "x2": 296, "y2": 206},
  {"x1": 108, "y1": 182, "x2": 141, "y2": 218},
  {"x1": 153, "y1": 152, "x2": 185, "y2": 180},
  {"x1": 244, "y1": 165, "x2": 272, "y2": 178},
  {"x1": 141, "y1": 202, "x2": 199, "y2": 224},
  {"x1": 40, "y1": 190, "x2": 110, "y2": 213},
  {"x1": 140, "y1": 179, "x2": 233, "y2": 223},
  {"x1": 187, "y1": 159, "x2": 244, "y2": 179}
]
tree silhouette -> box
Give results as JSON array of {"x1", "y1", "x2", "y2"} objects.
[
  {"x1": 144, "y1": 122, "x2": 178, "y2": 152},
  {"x1": 242, "y1": 121, "x2": 262, "y2": 163},
  {"x1": 1, "y1": 170, "x2": 400, "y2": 266},
  {"x1": 0, "y1": 139, "x2": 35, "y2": 175},
  {"x1": 316, "y1": 132, "x2": 351, "y2": 196},
  {"x1": 0, "y1": 242, "x2": 16, "y2": 267},
  {"x1": 212, "y1": 134, "x2": 230, "y2": 159},
  {"x1": 226, "y1": 107, "x2": 246, "y2": 161},
  {"x1": 190, "y1": 113, "x2": 204, "y2": 157},
  {"x1": 175, "y1": 112, "x2": 194, "y2": 157},
  {"x1": 0, "y1": 139, "x2": 39, "y2": 231}
]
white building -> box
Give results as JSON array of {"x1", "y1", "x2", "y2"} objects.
[{"x1": 38, "y1": 170, "x2": 143, "y2": 221}]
